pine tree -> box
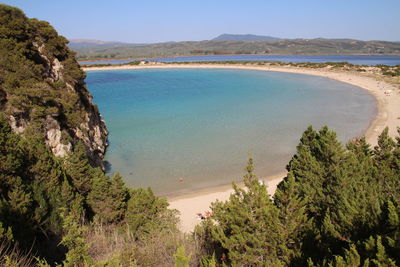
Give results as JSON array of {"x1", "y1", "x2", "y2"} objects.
[
  {"x1": 59, "y1": 209, "x2": 92, "y2": 267},
  {"x1": 210, "y1": 158, "x2": 286, "y2": 266},
  {"x1": 125, "y1": 187, "x2": 178, "y2": 240},
  {"x1": 174, "y1": 246, "x2": 191, "y2": 267},
  {"x1": 110, "y1": 172, "x2": 128, "y2": 221},
  {"x1": 7, "y1": 177, "x2": 32, "y2": 215},
  {"x1": 274, "y1": 173, "x2": 310, "y2": 265},
  {"x1": 373, "y1": 127, "x2": 398, "y2": 202},
  {"x1": 0, "y1": 222, "x2": 13, "y2": 242},
  {"x1": 394, "y1": 127, "x2": 400, "y2": 179},
  {"x1": 0, "y1": 115, "x2": 25, "y2": 179},
  {"x1": 363, "y1": 236, "x2": 397, "y2": 266},
  {"x1": 329, "y1": 245, "x2": 360, "y2": 267},
  {"x1": 199, "y1": 254, "x2": 217, "y2": 267},
  {"x1": 64, "y1": 142, "x2": 94, "y2": 195},
  {"x1": 379, "y1": 200, "x2": 400, "y2": 263},
  {"x1": 284, "y1": 126, "x2": 384, "y2": 263},
  {"x1": 285, "y1": 127, "x2": 326, "y2": 218},
  {"x1": 87, "y1": 172, "x2": 128, "y2": 223}
]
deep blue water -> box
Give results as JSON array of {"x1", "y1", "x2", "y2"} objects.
[
  {"x1": 86, "y1": 68, "x2": 376, "y2": 196},
  {"x1": 80, "y1": 54, "x2": 400, "y2": 66}
]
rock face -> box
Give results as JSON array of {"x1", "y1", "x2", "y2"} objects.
[
  {"x1": 0, "y1": 6, "x2": 108, "y2": 168},
  {"x1": 45, "y1": 115, "x2": 72, "y2": 157}
]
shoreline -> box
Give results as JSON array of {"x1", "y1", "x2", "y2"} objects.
[
  {"x1": 83, "y1": 63, "x2": 400, "y2": 232},
  {"x1": 78, "y1": 53, "x2": 400, "y2": 63}
]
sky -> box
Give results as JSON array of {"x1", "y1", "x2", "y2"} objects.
[{"x1": 1, "y1": 0, "x2": 399, "y2": 43}]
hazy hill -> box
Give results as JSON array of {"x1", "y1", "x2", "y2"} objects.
[
  {"x1": 212, "y1": 33, "x2": 280, "y2": 41},
  {"x1": 68, "y1": 39, "x2": 144, "y2": 49},
  {"x1": 70, "y1": 38, "x2": 400, "y2": 60}
]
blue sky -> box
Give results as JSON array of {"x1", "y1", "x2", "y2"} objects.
[{"x1": 1, "y1": 0, "x2": 399, "y2": 43}]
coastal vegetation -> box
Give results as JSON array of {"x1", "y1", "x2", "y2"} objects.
[
  {"x1": 1, "y1": 4, "x2": 400, "y2": 267},
  {"x1": 195, "y1": 127, "x2": 400, "y2": 266}
]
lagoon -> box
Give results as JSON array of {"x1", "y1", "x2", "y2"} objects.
[{"x1": 86, "y1": 68, "x2": 376, "y2": 196}]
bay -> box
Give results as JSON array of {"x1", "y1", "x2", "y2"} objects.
[{"x1": 86, "y1": 68, "x2": 376, "y2": 196}]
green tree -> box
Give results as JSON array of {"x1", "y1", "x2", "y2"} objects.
[
  {"x1": 174, "y1": 246, "x2": 191, "y2": 267},
  {"x1": 274, "y1": 173, "x2": 310, "y2": 265},
  {"x1": 328, "y1": 245, "x2": 360, "y2": 267},
  {"x1": 125, "y1": 187, "x2": 178, "y2": 240},
  {"x1": 59, "y1": 209, "x2": 92, "y2": 267},
  {"x1": 199, "y1": 254, "x2": 216, "y2": 267},
  {"x1": 373, "y1": 127, "x2": 398, "y2": 201},
  {"x1": 87, "y1": 172, "x2": 128, "y2": 223},
  {"x1": 64, "y1": 142, "x2": 95, "y2": 195},
  {"x1": 210, "y1": 158, "x2": 286, "y2": 266},
  {"x1": 363, "y1": 236, "x2": 397, "y2": 267}
]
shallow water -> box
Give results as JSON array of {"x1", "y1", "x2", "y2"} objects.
[{"x1": 86, "y1": 68, "x2": 376, "y2": 196}]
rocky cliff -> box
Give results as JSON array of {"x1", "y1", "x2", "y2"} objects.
[{"x1": 0, "y1": 5, "x2": 108, "y2": 168}]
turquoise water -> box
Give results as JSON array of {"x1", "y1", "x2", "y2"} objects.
[{"x1": 86, "y1": 68, "x2": 376, "y2": 196}]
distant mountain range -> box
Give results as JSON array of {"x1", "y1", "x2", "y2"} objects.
[
  {"x1": 68, "y1": 35, "x2": 400, "y2": 60},
  {"x1": 69, "y1": 34, "x2": 280, "y2": 47},
  {"x1": 212, "y1": 34, "x2": 279, "y2": 41},
  {"x1": 68, "y1": 39, "x2": 145, "y2": 49}
]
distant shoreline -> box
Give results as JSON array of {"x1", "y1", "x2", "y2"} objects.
[
  {"x1": 83, "y1": 63, "x2": 400, "y2": 232},
  {"x1": 78, "y1": 53, "x2": 400, "y2": 63}
]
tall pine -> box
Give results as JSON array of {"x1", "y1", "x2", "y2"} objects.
[{"x1": 210, "y1": 158, "x2": 287, "y2": 266}]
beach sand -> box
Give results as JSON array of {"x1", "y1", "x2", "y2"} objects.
[{"x1": 84, "y1": 63, "x2": 400, "y2": 232}]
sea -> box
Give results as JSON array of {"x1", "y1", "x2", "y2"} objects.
[
  {"x1": 80, "y1": 54, "x2": 400, "y2": 66},
  {"x1": 85, "y1": 68, "x2": 376, "y2": 196}
]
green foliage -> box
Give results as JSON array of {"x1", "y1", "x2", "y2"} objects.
[
  {"x1": 87, "y1": 172, "x2": 128, "y2": 223},
  {"x1": 196, "y1": 126, "x2": 400, "y2": 266},
  {"x1": 329, "y1": 245, "x2": 360, "y2": 267},
  {"x1": 64, "y1": 142, "x2": 95, "y2": 195},
  {"x1": 60, "y1": 211, "x2": 92, "y2": 267},
  {"x1": 377, "y1": 64, "x2": 400, "y2": 77},
  {"x1": 353, "y1": 235, "x2": 397, "y2": 267},
  {"x1": 0, "y1": 4, "x2": 185, "y2": 266},
  {"x1": 174, "y1": 246, "x2": 191, "y2": 267},
  {"x1": 0, "y1": 222, "x2": 13, "y2": 242},
  {"x1": 274, "y1": 173, "x2": 310, "y2": 264},
  {"x1": 199, "y1": 254, "x2": 217, "y2": 267},
  {"x1": 126, "y1": 187, "x2": 178, "y2": 240},
  {"x1": 0, "y1": 2, "x2": 96, "y2": 140},
  {"x1": 374, "y1": 127, "x2": 400, "y2": 203},
  {"x1": 210, "y1": 158, "x2": 286, "y2": 266},
  {"x1": 35, "y1": 258, "x2": 52, "y2": 267},
  {"x1": 1, "y1": 109, "x2": 180, "y2": 265}
]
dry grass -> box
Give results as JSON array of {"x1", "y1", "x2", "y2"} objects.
[
  {"x1": 0, "y1": 241, "x2": 35, "y2": 267},
  {"x1": 84, "y1": 223, "x2": 205, "y2": 266}
]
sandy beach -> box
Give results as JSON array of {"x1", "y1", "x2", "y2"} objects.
[{"x1": 84, "y1": 63, "x2": 400, "y2": 232}]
